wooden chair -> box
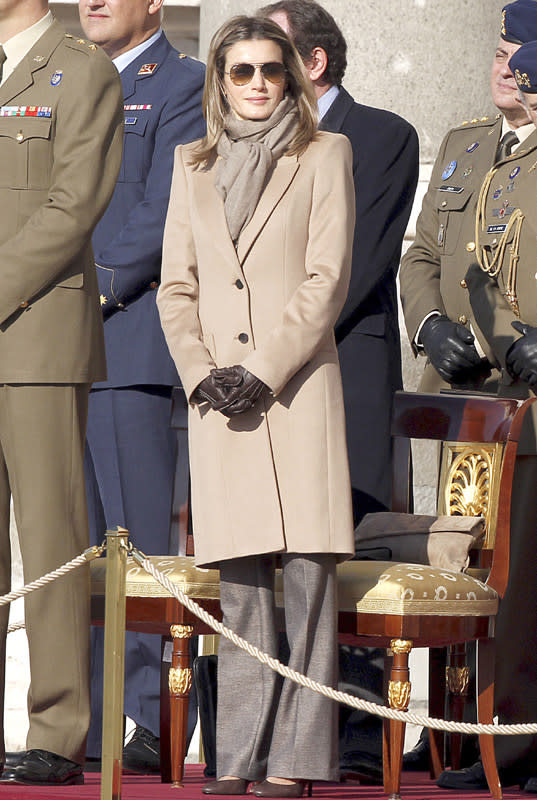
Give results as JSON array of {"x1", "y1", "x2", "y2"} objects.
[{"x1": 330, "y1": 390, "x2": 536, "y2": 800}]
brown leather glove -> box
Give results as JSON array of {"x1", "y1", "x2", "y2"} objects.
[
  {"x1": 192, "y1": 374, "x2": 230, "y2": 407},
  {"x1": 211, "y1": 365, "x2": 266, "y2": 416}
]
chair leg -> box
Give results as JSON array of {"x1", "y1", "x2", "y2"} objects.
[
  {"x1": 477, "y1": 638, "x2": 502, "y2": 800},
  {"x1": 428, "y1": 647, "x2": 446, "y2": 778},
  {"x1": 169, "y1": 624, "x2": 194, "y2": 788},
  {"x1": 446, "y1": 642, "x2": 469, "y2": 770},
  {"x1": 383, "y1": 639, "x2": 412, "y2": 799}
]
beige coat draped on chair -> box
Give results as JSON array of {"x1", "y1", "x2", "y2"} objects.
[{"x1": 158, "y1": 131, "x2": 355, "y2": 567}]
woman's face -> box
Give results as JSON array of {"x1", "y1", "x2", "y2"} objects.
[{"x1": 222, "y1": 38, "x2": 287, "y2": 121}]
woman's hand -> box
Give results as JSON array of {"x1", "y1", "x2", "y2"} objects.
[
  {"x1": 192, "y1": 375, "x2": 231, "y2": 407},
  {"x1": 211, "y1": 365, "x2": 267, "y2": 416}
]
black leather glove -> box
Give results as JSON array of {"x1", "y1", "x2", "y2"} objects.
[
  {"x1": 192, "y1": 374, "x2": 230, "y2": 407},
  {"x1": 419, "y1": 314, "x2": 482, "y2": 384},
  {"x1": 506, "y1": 321, "x2": 537, "y2": 390},
  {"x1": 211, "y1": 365, "x2": 267, "y2": 417}
]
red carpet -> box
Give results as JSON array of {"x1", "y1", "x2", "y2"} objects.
[{"x1": 0, "y1": 765, "x2": 525, "y2": 799}]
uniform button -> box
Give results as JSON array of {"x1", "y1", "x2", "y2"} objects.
[
  {"x1": 460, "y1": 279, "x2": 468, "y2": 289},
  {"x1": 441, "y1": 201, "x2": 447, "y2": 207},
  {"x1": 466, "y1": 241, "x2": 476, "y2": 252},
  {"x1": 238, "y1": 332, "x2": 249, "y2": 344},
  {"x1": 235, "y1": 279, "x2": 244, "y2": 289},
  {"x1": 149, "y1": 281, "x2": 158, "y2": 290},
  {"x1": 16, "y1": 132, "x2": 24, "y2": 143},
  {"x1": 458, "y1": 315, "x2": 467, "y2": 325},
  {"x1": 19, "y1": 301, "x2": 29, "y2": 309}
]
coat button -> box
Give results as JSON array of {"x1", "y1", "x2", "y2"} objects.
[
  {"x1": 235, "y1": 279, "x2": 244, "y2": 289},
  {"x1": 458, "y1": 314, "x2": 467, "y2": 325},
  {"x1": 149, "y1": 281, "x2": 158, "y2": 290},
  {"x1": 238, "y1": 333, "x2": 249, "y2": 344},
  {"x1": 466, "y1": 241, "x2": 476, "y2": 252},
  {"x1": 19, "y1": 301, "x2": 29, "y2": 309},
  {"x1": 460, "y1": 279, "x2": 468, "y2": 289}
]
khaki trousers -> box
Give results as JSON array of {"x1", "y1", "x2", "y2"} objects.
[
  {"x1": 0, "y1": 384, "x2": 91, "y2": 764},
  {"x1": 217, "y1": 553, "x2": 339, "y2": 782}
]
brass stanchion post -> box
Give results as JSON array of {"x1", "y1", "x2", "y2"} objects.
[{"x1": 101, "y1": 527, "x2": 129, "y2": 800}]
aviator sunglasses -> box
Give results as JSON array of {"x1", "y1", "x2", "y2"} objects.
[{"x1": 225, "y1": 61, "x2": 287, "y2": 86}]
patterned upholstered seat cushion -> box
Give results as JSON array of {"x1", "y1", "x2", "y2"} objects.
[
  {"x1": 335, "y1": 561, "x2": 498, "y2": 616},
  {"x1": 90, "y1": 556, "x2": 220, "y2": 599}
]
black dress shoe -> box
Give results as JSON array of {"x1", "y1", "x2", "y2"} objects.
[
  {"x1": 437, "y1": 760, "x2": 526, "y2": 791},
  {"x1": 122, "y1": 724, "x2": 160, "y2": 774},
  {"x1": 524, "y1": 777, "x2": 537, "y2": 793},
  {"x1": 4, "y1": 751, "x2": 26, "y2": 769},
  {"x1": 403, "y1": 737, "x2": 430, "y2": 771},
  {"x1": 340, "y1": 753, "x2": 383, "y2": 786},
  {"x1": 0, "y1": 749, "x2": 83, "y2": 785}
]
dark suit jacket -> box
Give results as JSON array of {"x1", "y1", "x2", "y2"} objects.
[
  {"x1": 92, "y1": 33, "x2": 206, "y2": 388},
  {"x1": 321, "y1": 87, "x2": 419, "y2": 523}
]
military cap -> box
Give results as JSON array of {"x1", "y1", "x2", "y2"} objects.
[
  {"x1": 509, "y1": 39, "x2": 537, "y2": 91},
  {"x1": 502, "y1": 0, "x2": 537, "y2": 45}
]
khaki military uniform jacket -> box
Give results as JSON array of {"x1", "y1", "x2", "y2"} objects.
[
  {"x1": 466, "y1": 131, "x2": 537, "y2": 452},
  {"x1": 0, "y1": 20, "x2": 123, "y2": 383},
  {"x1": 400, "y1": 114, "x2": 504, "y2": 390}
]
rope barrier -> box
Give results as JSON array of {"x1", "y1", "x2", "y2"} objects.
[
  {"x1": 3, "y1": 543, "x2": 537, "y2": 737},
  {"x1": 133, "y1": 549, "x2": 537, "y2": 737}
]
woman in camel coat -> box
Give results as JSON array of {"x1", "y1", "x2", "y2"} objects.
[{"x1": 157, "y1": 15, "x2": 354, "y2": 797}]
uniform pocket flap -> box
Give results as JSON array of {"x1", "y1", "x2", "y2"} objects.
[
  {"x1": 435, "y1": 186, "x2": 473, "y2": 211},
  {"x1": 0, "y1": 117, "x2": 51, "y2": 141},
  {"x1": 123, "y1": 116, "x2": 148, "y2": 135}
]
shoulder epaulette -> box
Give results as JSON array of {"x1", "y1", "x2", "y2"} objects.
[
  {"x1": 64, "y1": 34, "x2": 98, "y2": 52},
  {"x1": 455, "y1": 113, "x2": 499, "y2": 130}
]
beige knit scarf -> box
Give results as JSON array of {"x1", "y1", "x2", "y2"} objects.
[{"x1": 215, "y1": 96, "x2": 298, "y2": 242}]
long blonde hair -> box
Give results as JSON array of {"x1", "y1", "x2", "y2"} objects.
[{"x1": 191, "y1": 15, "x2": 318, "y2": 166}]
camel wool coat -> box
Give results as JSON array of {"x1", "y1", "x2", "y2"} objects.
[{"x1": 158, "y1": 131, "x2": 355, "y2": 567}]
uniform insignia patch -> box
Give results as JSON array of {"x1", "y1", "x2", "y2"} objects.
[
  {"x1": 100, "y1": 295, "x2": 108, "y2": 306},
  {"x1": 487, "y1": 224, "x2": 507, "y2": 234},
  {"x1": 442, "y1": 160, "x2": 457, "y2": 180},
  {"x1": 137, "y1": 63, "x2": 157, "y2": 75},
  {"x1": 463, "y1": 167, "x2": 473, "y2": 178},
  {"x1": 493, "y1": 201, "x2": 515, "y2": 218},
  {"x1": 493, "y1": 187, "x2": 503, "y2": 199},
  {"x1": 466, "y1": 142, "x2": 479, "y2": 153},
  {"x1": 438, "y1": 185, "x2": 463, "y2": 193},
  {"x1": 33, "y1": 55, "x2": 45, "y2": 63},
  {"x1": 50, "y1": 70, "x2": 63, "y2": 86},
  {"x1": 509, "y1": 166, "x2": 521, "y2": 179},
  {"x1": 125, "y1": 117, "x2": 137, "y2": 125},
  {"x1": 0, "y1": 106, "x2": 52, "y2": 117},
  {"x1": 506, "y1": 181, "x2": 516, "y2": 193},
  {"x1": 124, "y1": 104, "x2": 152, "y2": 111}
]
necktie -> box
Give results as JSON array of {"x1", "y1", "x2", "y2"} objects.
[
  {"x1": 0, "y1": 45, "x2": 6, "y2": 85},
  {"x1": 495, "y1": 130, "x2": 519, "y2": 163}
]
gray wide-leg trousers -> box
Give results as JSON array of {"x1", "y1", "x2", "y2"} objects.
[{"x1": 217, "y1": 553, "x2": 339, "y2": 782}]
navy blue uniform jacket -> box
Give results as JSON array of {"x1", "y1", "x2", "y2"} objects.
[
  {"x1": 322, "y1": 87, "x2": 419, "y2": 522},
  {"x1": 92, "y1": 33, "x2": 206, "y2": 388}
]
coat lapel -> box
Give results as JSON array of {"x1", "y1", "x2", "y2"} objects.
[
  {"x1": 236, "y1": 154, "x2": 299, "y2": 264},
  {"x1": 121, "y1": 34, "x2": 169, "y2": 101},
  {"x1": 196, "y1": 159, "x2": 243, "y2": 271},
  {"x1": 0, "y1": 20, "x2": 63, "y2": 106},
  {"x1": 319, "y1": 87, "x2": 354, "y2": 134}
]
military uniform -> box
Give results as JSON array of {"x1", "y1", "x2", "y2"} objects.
[
  {"x1": 401, "y1": 110, "x2": 537, "y2": 780},
  {"x1": 400, "y1": 113, "x2": 506, "y2": 391},
  {"x1": 83, "y1": 31, "x2": 205, "y2": 755},
  {"x1": 465, "y1": 121, "x2": 537, "y2": 775},
  {"x1": 0, "y1": 18, "x2": 123, "y2": 764}
]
